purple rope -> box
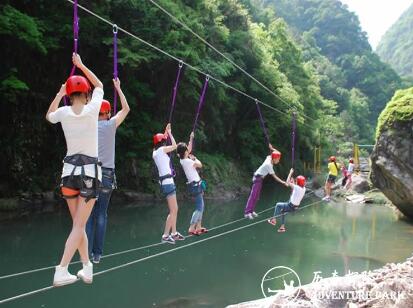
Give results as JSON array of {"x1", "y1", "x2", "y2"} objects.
[
  {"x1": 291, "y1": 112, "x2": 297, "y2": 168},
  {"x1": 166, "y1": 61, "x2": 184, "y2": 176},
  {"x1": 192, "y1": 76, "x2": 210, "y2": 132},
  {"x1": 70, "y1": 0, "x2": 79, "y2": 76},
  {"x1": 65, "y1": 0, "x2": 79, "y2": 106},
  {"x1": 113, "y1": 25, "x2": 118, "y2": 114},
  {"x1": 168, "y1": 61, "x2": 184, "y2": 123},
  {"x1": 255, "y1": 100, "x2": 270, "y2": 146},
  {"x1": 190, "y1": 75, "x2": 209, "y2": 152}
]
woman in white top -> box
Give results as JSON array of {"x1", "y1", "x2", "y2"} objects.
[
  {"x1": 152, "y1": 123, "x2": 185, "y2": 244},
  {"x1": 177, "y1": 132, "x2": 207, "y2": 236},
  {"x1": 46, "y1": 53, "x2": 103, "y2": 287}
]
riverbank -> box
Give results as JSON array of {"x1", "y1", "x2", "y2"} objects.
[
  {"x1": 0, "y1": 183, "x2": 251, "y2": 221},
  {"x1": 311, "y1": 168, "x2": 400, "y2": 215},
  {"x1": 228, "y1": 254, "x2": 413, "y2": 307}
]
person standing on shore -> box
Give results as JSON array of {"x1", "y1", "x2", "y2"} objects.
[
  {"x1": 323, "y1": 156, "x2": 340, "y2": 201},
  {"x1": 344, "y1": 158, "x2": 355, "y2": 190}
]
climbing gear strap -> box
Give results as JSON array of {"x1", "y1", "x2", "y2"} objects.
[
  {"x1": 291, "y1": 112, "x2": 296, "y2": 168},
  {"x1": 255, "y1": 99, "x2": 270, "y2": 146},
  {"x1": 113, "y1": 24, "x2": 118, "y2": 114},
  {"x1": 191, "y1": 75, "x2": 210, "y2": 152},
  {"x1": 64, "y1": 0, "x2": 79, "y2": 106}
]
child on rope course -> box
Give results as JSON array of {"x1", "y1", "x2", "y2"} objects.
[
  {"x1": 153, "y1": 124, "x2": 185, "y2": 244},
  {"x1": 244, "y1": 144, "x2": 285, "y2": 219},
  {"x1": 86, "y1": 78, "x2": 130, "y2": 264},
  {"x1": 177, "y1": 132, "x2": 208, "y2": 236},
  {"x1": 46, "y1": 53, "x2": 103, "y2": 286},
  {"x1": 268, "y1": 169, "x2": 306, "y2": 232}
]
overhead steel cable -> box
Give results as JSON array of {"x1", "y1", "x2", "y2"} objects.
[
  {"x1": 148, "y1": 0, "x2": 317, "y2": 124},
  {"x1": 65, "y1": 0, "x2": 316, "y2": 128}
]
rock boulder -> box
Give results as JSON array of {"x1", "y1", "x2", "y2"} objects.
[{"x1": 370, "y1": 87, "x2": 413, "y2": 219}]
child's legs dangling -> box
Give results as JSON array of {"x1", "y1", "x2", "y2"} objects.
[{"x1": 274, "y1": 202, "x2": 289, "y2": 218}]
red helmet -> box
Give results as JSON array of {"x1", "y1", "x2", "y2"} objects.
[
  {"x1": 153, "y1": 133, "x2": 167, "y2": 146},
  {"x1": 100, "y1": 100, "x2": 111, "y2": 114},
  {"x1": 66, "y1": 75, "x2": 91, "y2": 96},
  {"x1": 296, "y1": 175, "x2": 306, "y2": 188},
  {"x1": 349, "y1": 158, "x2": 354, "y2": 163},
  {"x1": 271, "y1": 150, "x2": 281, "y2": 160},
  {"x1": 329, "y1": 156, "x2": 336, "y2": 162}
]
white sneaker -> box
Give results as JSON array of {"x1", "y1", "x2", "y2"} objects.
[
  {"x1": 322, "y1": 196, "x2": 331, "y2": 201},
  {"x1": 252, "y1": 211, "x2": 259, "y2": 218},
  {"x1": 53, "y1": 265, "x2": 77, "y2": 287},
  {"x1": 244, "y1": 213, "x2": 254, "y2": 220},
  {"x1": 77, "y1": 261, "x2": 93, "y2": 284}
]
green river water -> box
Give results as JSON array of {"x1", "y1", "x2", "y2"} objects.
[{"x1": 1, "y1": 188, "x2": 412, "y2": 307}]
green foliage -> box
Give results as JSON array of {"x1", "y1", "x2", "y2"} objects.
[
  {"x1": 263, "y1": 0, "x2": 402, "y2": 131},
  {"x1": 195, "y1": 152, "x2": 249, "y2": 192},
  {"x1": 376, "y1": 87, "x2": 413, "y2": 138},
  {"x1": 0, "y1": 0, "x2": 403, "y2": 197},
  {"x1": 376, "y1": 4, "x2": 413, "y2": 80},
  {"x1": 0, "y1": 4, "x2": 46, "y2": 54}
]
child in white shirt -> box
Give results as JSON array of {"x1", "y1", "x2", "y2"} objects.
[{"x1": 268, "y1": 169, "x2": 306, "y2": 233}]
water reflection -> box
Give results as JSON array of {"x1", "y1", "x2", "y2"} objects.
[{"x1": 0, "y1": 193, "x2": 412, "y2": 307}]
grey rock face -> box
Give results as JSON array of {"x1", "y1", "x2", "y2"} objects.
[{"x1": 370, "y1": 120, "x2": 413, "y2": 219}]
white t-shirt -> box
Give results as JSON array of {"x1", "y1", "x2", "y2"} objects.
[
  {"x1": 290, "y1": 184, "x2": 306, "y2": 206},
  {"x1": 47, "y1": 87, "x2": 104, "y2": 179},
  {"x1": 180, "y1": 158, "x2": 201, "y2": 183},
  {"x1": 152, "y1": 147, "x2": 174, "y2": 185},
  {"x1": 347, "y1": 163, "x2": 354, "y2": 174},
  {"x1": 254, "y1": 156, "x2": 275, "y2": 178}
]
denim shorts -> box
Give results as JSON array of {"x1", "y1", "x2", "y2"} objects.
[
  {"x1": 327, "y1": 174, "x2": 337, "y2": 183},
  {"x1": 161, "y1": 183, "x2": 176, "y2": 198}
]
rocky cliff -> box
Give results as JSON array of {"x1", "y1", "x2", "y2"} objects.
[{"x1": 370, "y1": 87, "x2": 413, "y2": 219}]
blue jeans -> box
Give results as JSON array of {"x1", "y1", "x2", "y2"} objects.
[
  {"x1": 190, "y1": 193, "x2": 205, "y2": 224},
  {"x1": 274, "y1": 202, "x2": 296, "y2": 225},
  {"x1": 86, "y1": 168, "x2": 115, "y2": 256},
  {"x1": 188, "y1": 182, "x2": 204, "y2": 225}
]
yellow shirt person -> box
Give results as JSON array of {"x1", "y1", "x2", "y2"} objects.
[
  {"x1": 328, "y1": 161, "x2": 340, "y2": 176},
  {"x1": 323, "y1": 156, "x2": 340, "y2": 201}
]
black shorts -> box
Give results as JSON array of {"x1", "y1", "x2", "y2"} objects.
[
  {"x1": 60, "y1": 175, "x2": 100, "y2": 201},
  {"x1": 327, "y1": 174, "x2": 337, "y2": 184}
]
